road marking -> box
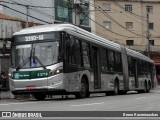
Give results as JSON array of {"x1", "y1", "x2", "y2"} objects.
[
  {"x1": 0, "y1": 102, "x2": 38, "y2": 106},
  {"x1": 135, "y1": 97, "x2": 147, "y2": 99},
  {"x1": 71, "y1": 102, "x2": 104, "y2": 107},
  {"x1": 157, "y1": 91, "x2": 160, "y2": 93}
]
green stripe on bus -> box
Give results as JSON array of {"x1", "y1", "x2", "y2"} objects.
[{"x1": 13, "y1": 69, "x2": 51, "y2": 79}]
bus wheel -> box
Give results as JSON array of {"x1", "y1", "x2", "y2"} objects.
[
  {"x1": 34, "y1": 93, "x2": 46, "y2": 100},
  {"x1": 147, "y1": 82, "x2": 151, "y2": 93},
  {"x1": 114, "y1": 81, "x2": 119, "y2": 95},
  {"x1": 144, "y1": 82, "x2": 147, "y2": 93},
  {"x1": 119, "y1": 90, "x2": 127, "y2": 95},
  {"x1": 75, "y1": 78, "x2": 88, "y2": 99}
]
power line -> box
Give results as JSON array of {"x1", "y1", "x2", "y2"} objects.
[
  {"x1": 95, "y1": 6, "x2": 144, "y2": 37},
  {"x1": 85, "y1": 13, "x2": 135, "y2": 38},
  {"x1": 29, "y1": 7, "x2": 54, "y2": 19},
  {"x1": 0, "y1": 1, "x2": 54, "y2": 8},
  {"x1": 89, "y1": 2, "x2": 160, "y2": 38},
  {"x1": 88, "y1": 3, "x2": 146, "y2": 38},
  {"x1": 73, "y1": 2, "x2": 140, "y2": 38},
  {"x1": 113, "y1": 1, "x2": 147, "y2": 20},
  {"x1": 0, "y1": 0, "x2": 55, "y2": 21},
  {"x1": 0, "y1": 4, "x2": 51, "y2": 24}
]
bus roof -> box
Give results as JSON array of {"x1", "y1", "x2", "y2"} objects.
[{"x1": 13, "y1": 23, "x2": 154, "y2": 63}]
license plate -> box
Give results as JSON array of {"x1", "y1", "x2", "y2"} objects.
[{"x1": 26, "y1": 86, "x2": 36, "y2": 90}]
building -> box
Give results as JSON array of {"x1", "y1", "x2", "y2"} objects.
[
  {"x1": 0, "y1": 0, "x2": 90, "y2": 26},
  {"x1": 0, "y1": 0, "x2": 55, "y2": 24},
  {"x1": 55, "y1": 0, "x2": 90, "y2": 26},
  {"x1": 92, "y1": 0, "x2": 160, "y2": 63}
]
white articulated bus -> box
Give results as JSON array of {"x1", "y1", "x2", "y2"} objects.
[{"x1": 9, "y1": 24, "x2": 156, "y2": 100}]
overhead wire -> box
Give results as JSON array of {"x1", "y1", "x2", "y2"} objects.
[
  {"x1": 86, "y1": 3, "x2": 144, "y2": 38},
  {"x1": 89, "y1": 2, "x2": 160, "y2": 39},
  {"x1": 113, "y1": 1, "x2": 147, "y2": 20},
  {"x1": 0, "y1": 3, "x2": 51, "y2": 24},
  {"x1": 112, "y1": 1, "x2": 160, "y2": 34},
  {"x1": 0, "y1": 0, "x2": 54, "y2": 8},
  {"x1": 93, "y1": 4, "x2": 145, "y2": 37}
]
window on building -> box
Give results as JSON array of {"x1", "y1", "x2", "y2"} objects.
[
  {"x1": 102, "y1": 3, "x2": 111, "y2": 11},
  {"x1": 149, "y1": 23, "x2": 154, "y2": 29},
  {"x1": 149, "y1": 40, "x2": 154, "y2": 45},
  {"x1": 126, "y1": 40, "x2": 134, "y2": 46},
  {"x1": 55, "y1": 0, "x2": 72, "y2": 23},
  {"x1": 103, "y1": 21, "x2": 111, "y2": 30},
  {"x1": 146, "y1": 6, "x2": 153, "y2": 13},
  {"x1": 126, "y1": 22, "x2": 133, "y2": 29},
  {"x1": 125, "y1": 5, "x2": 132, "y2": 12}
]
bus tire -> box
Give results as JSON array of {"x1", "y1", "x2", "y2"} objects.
[
  {"x1": 105, "y1": 91, "x2": 112, "y2": 96},
  {"x1": 143, "y1": 81, "x2": 147, "y2": 93},
  {"x1": 34, "y1": 93, "x2": 46, "y2": 100},
  {"x1": 139, "y1": 81, "x2": 147, "y2": 93},
  {"x1": 75, "y1": 78, "x2": 88, "y2": 99},
  {"x1": 119, "y1": 90, "x2": 127, "y2": 95},
  {"x1": 114, "y1": 80, "x2": 119, "y2": 95},
  {"x1": 147, "y1": 81, "x2": 151, "y2": 93}
]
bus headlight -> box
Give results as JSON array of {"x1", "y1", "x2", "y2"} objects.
[
  {"x1": 49, "y1": 68, "x2": 63, "y2": 76},
  {"x1": 8, "y1": 72, "x2": 12, "y2": 78}
]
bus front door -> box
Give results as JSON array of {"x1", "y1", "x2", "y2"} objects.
[{"x1": 92, "y1": 46, "x2": 101, "y2": 89}]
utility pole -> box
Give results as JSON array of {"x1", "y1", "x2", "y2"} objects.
[
  {"x1": 73, "y1": 1, "x2": 81, "y2": 26},
  {"x1": 147, "y1": 13, "x2": 150, "y2": 57},
  {"x1": 73, "y1": 0, "x2": 89, "y2": 26},
  {"x1": 26, "y1": 5, "x2": 29, "y2": 28}
]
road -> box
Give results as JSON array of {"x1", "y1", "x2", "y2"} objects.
[{"x1": 0, "y1": 88, "x2": 160, "y2": 119}]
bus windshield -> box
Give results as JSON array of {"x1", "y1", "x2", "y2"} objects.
[{"x1": 11, "y1": 41, "x2": 60, "y2": 68}]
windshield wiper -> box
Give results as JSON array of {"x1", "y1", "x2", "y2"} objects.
[
  {"x1": 30, "y1": 44, "x2": 46, "y2": 69},
  {"x1": 32, "y1": 55, "x2": 46, "y2": 69},
  {"x1": 16, "y1": 57, "x2": 30, "y2": 71}
]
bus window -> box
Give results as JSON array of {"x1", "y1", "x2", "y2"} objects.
[
  {"x1": 128, "y1": 57, "x2": 134, "y2": 76},
  {"x1": 101, "y1": 48, "x2": 108, "y2": 71},
  {"x1": 114, "y1": 52, "x2": 122, "y2": 72},
  {"x1": 82, "y1": 42, "x2": 90, "y2": 69},
  {"x1": 66, "y1": 36, "x2": 76, "y2": 64},
  {"x1": 75, "y1": 39, "x2": 82, "y2": 67},
  {"x1": 108, "y1": 50, "x2": 114, "y2": 72}
]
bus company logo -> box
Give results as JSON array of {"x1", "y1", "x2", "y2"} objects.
[
  {"x1": 14, "y1": 73, "x2": 19, "y2": 79},
  {"x1": 2, "y1": 112, "x2": 11, "y2": 117}
]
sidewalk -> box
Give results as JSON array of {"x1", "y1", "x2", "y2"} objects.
[{"x1": 0, "y1": 90, "x2": 14, "y2": 99}]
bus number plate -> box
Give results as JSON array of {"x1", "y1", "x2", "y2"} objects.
[{"x1": 26, "y1": 86, "x2": 36, "y2": 90}]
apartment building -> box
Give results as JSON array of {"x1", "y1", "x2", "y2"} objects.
[{"x1": 91, "y1": 0, "x2": 160, "y2": 63}]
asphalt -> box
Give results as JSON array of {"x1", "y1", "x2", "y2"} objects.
[{"x1": 1, "y1": 85, "x2": 160, "y2": 100}]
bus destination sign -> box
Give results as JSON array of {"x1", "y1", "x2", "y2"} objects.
[{"x1": 12, "y1": 32, "x2": 60, "y2": 43}]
